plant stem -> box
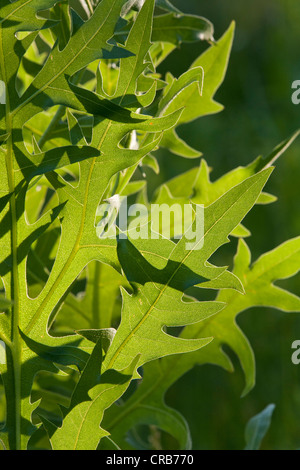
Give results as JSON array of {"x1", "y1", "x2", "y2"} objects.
[
  {"x1": 0, "y1": 19, "x2": 22, "y2": 447},
  {"x1": 4, "y1": 111, "x2": 22, "y2": 451}
]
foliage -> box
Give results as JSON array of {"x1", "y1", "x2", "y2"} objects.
[
  {"x1": 244, "y1": 403, "x2": 275, "y2": 450},
  {"x1": 0, "y1": 0, "x2": 299, "y2": 450}
]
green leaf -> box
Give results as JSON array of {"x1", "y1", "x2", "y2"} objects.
[
  {"x1": 1, "y1": 0, "x2": 297, "y2": 452},
  {"x1": 244, "y1": 404, "x2": 275, "y2": 450},
  {"x1": 102, "y1": 359, "x2": 192, "y2": 449},
  {"x1": 0, "y1": 295, "x2": 12, "y2": 311},
  {"x1": 122, "y1": 0, "x2": 181, "y2": 16},
  {"x1": 52, "y1": 261, "x2": 129, "y2": 335},
  {"x1": 50, "y1": 2, "x2": 72, "y2": 50},
  {"x1": 92, "y1": 169, "x2": 274, "y2": 446},
  {"x1": 100, "y1": 169, "x2": 272, "y2": 377},
  {"x1": 162, "y1": 235, "x2": 300, "y2": 399},
  {"x1": 191, "y1": 130, "x2": 300, "y2": 206},
  {"x1": 49, "y1": 355, "x2": 140, "y2": 450},
  {"x1": 109, "y1": 0, "x2": 156, "y2": 111},
  {"x1": 152, "y1": 13, "x2": 214, "y2": 45},
  {"x1": 155, "y1": 129, "x2": 299, "y2": 235},
  {"x1": 19, "y1": 329, "x2": 89, "y2": 372},
  {"x1": 191, "y1": 21, "x2": 234, "y2": 113},
  {"x1": 10, "y1": 2, "x2": 134, "y2": 127},
  {"x1": 118, "y1": 8, "x2": 212, "y2": 46},
  {"x1": 0, "y1": 0, "x2": 191, "y2": 448},
  {"x1": 155, "y1": 0, "x2": 181, "y2": 14},
  {"x1": 76, "y1": 328, "x2": 117, "y2": 354},
  {"x1": 108, "y1": 226, "x2": 300, "y2": 447},
  {"x1": 208, "y1": 236, "x2": 300, "y2": 395},
  {"x1": 16, "y1": 145, "x2": 100, "y2": 180},
  {"x1": 159, "y1": 21, "x2": 235, "y2": 156}
]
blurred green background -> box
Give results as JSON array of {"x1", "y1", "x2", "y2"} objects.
[{"x1": 149, "y1": 0, "x2": 300, "y2": 450}]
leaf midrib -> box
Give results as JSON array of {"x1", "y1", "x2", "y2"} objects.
[
  {"x1": 104, "y1": 174, "x2": 265, "y2": 371},
  {"x1": 0, "y1": 0, "x2": 33, "y2": 25},
  {"x1": 24, "y1": 122, "x2": 112, "y2": 334}
]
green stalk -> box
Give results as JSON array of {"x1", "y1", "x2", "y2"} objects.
[
  {"x1": 5, "y1": 134, "x2": 22, "y2": 450},
  {"x1": 3, "y1": 107, "x2": 21, "y2": 451},
  {"x1": 0, "y1": 21, "x2": 22, "y2": 448}
]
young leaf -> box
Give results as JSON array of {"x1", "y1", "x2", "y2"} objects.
[
  {"x1": 155, "y1": 130, "x2": 299, "y2": 236},
  {"x1": 158, "y1": 22, "x2": 235, "y2": 157},
  {"x1": 244, "y1": 404, "x2": 275, "y2": 450},
  {"x1": 49, "y1": 355, "x2": 140, "y2": 450}
]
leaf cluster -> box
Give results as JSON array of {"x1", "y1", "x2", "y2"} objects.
[{"x1": 0, "y1": 0, "x2": 299, "y2": 450}]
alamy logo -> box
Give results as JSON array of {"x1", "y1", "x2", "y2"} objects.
[
  {"x1": 96, "y1": 195, "x2": 205, "y2": 251},
  {"x1": 0, "y1": 80, "x2": 6, "y2": 104},
  {"x1": 291, "y1": 80, "x2": 300, "y2": 105},
  {"x1": 291, "y1": 340, "x2": 300, "y2": 364}
]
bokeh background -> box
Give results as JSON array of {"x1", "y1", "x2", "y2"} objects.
[{"x1": 150, "y1": 0, "x2": 300, "y2": 450}]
